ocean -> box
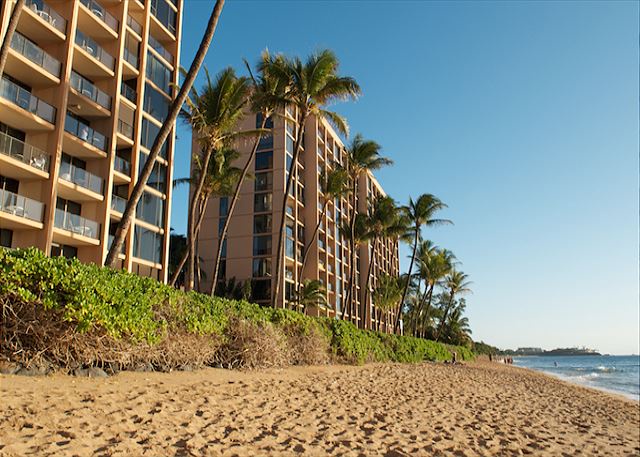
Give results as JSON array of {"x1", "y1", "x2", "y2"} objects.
[{"x1": 513, "y1": 355, "x2": 640, "y2": 401}]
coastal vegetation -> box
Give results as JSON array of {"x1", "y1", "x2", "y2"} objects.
[{"x1": 0, "y1": 248, "x2": 473, "y2": 374}]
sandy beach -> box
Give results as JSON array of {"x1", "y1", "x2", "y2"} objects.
[{"x1": 1, "y1": 361, "x2": 638, "y2": 456}]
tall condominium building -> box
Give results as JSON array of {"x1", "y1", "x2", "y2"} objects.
[
  {"x1": 197, "y1": 109, "x2": 400, "y2": 331},
  {"x1": 0, "y1": 0, "x2": 182, "y2": 282}
]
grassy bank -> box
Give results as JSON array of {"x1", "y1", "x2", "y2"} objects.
[{"x1": 0, "y1": 248, "x2": 473, "y2": 374}]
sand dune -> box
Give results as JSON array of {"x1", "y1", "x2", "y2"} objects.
[{"x1": 1, "y1": 361, "x2": 638, "y2": 456}]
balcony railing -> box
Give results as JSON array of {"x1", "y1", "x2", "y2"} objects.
[
  {"x1": 123, "y1": 47, "x2": 139, "y2": 68},
  {"x1": 26, "y1": 0, "x2": 67, "y2": 34},
  {"x1": 120, "y1": 83, "x2": 137, "y2": 103},
  {"x1": 0, "y1": 77, "x2": 56, "y2": 123},
  {"x1": 117, "y1": 119, "x2": 133, "y2": 139},
  {"x1": 0, "y1": 189, "x2": 44, "y2": 222},
  {"x1": 80, "y1": 0, "x2": 118, "y2": 32},
  {"x1": 111, "y1": 194, "x2": 127, "y2": 213},
  {"x1": 75, "y1": 30, "x2": 115, "y2": 70},
  {"x1": 10, "y1": 32, "x2": 61, "y2": 78},
  {"x1": 150, "y1": 0, "x2": 176, "y2": 35},
  {"x1": 64, "y1": 112, "x2": 108, "y2": 151},
  {"x1": 70, "y1": 70, "x2": 111, "y2": 110},
  {"x1": 127, "y1": 15, "x2": 142, "y2": 35},
  {"x1": 114, "y1": 155, "x2": 131, "y2": 175},
  {"x1": 0, "y1": 131, "x2": 50, "y2": 172},
  {"x1": 59, "y1": 160, "x2": 103, "y2": 194},
  {"x1": 148, "y1": 34, "x2": 174, "y2": 65},
  {"x1": 54, "y1": 208, "x2": 99, "y2": 239}
]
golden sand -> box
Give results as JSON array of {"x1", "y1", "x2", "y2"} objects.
[{"x1": 1, "y1": 361, "x2": 638, "y2": 456}]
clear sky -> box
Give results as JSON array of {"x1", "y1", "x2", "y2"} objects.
[{"x1": 171, "y1": 1, "x2": 639, "y2": 354}]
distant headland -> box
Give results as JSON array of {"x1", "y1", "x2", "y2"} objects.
[{"x1": 501, "y1": 347, "x2": 601, "y2": 356}]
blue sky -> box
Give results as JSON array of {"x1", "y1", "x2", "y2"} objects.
[{"x1": 171, "y1": 1, "x2": 639, "y2": 354}]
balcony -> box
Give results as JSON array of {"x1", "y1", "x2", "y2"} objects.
[
  {"x1": 127, "y1": 15, "x2": 142, "y2": 37},
  {"x1": 68, "y1": 70, "x2": 111, "y2": 117},
  {"x1": 63, "y1": 113, "x2": 108, "y2": 158},
  {"x1": 111, "y1": 194, "x2": 127, "y2": 214},
  {"x1": 0, "y1": 131, "x2": 49, "y2": 179},
  {"x1": 58, "y1": 161, "x2": 104, "y2": 201},
  {"x1": 113, "y1": 155, "x2": 131, "y2": 183},
  {"x1": 22, "y1": 0, "x2": 66, "y2": 41},
  {"x1": 7, "y1": 32, "x2": 61, "y2": 87},
  {"x1": 120, "y1": 83, "x2": 137, "y2": 105},
  {"x1": 78, "y1": 0, "x2": 118, "y2": 39},
  {"x1": 74, "y1": 30, "x2": 115, "y2": 78},
  {"x1": 148, "y1": 34, "x2": 174, "y2": 67},
  {"x1": 0, "y1": 189, "x2": 44, "y2": 229},
  {"x1": 116, "y1": 119, "x2": 134, "y2": 146},
  {"x1": 53, "y1": 208, "x2": 100, "y2": 245},
  {"x1": 122, "y1": 47, "x2": 139, "y2": 76},
  {"x1": 150, "y1": 0, "x2": 177, "y2": 42},
  {"x1": 0, "y1": 77, "x2": 56, "y2": 131}
]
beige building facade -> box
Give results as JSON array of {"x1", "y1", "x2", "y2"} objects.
[
  {"x1": 0, "y1": 0, "x2": 182, "y2": 281},
  {"x1": 197, "y1": 109, "x2": 400, "y2": 331}
]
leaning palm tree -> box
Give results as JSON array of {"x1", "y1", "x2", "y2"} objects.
[
  {"x1": 435, "y1": 270, "x2": 472, "y2": 341},
  {"x1": 105, "y1": 0, "x2": 226, "y2": 268},
  {"x1": 339, "y1": 213, "x2": 369, "y2": 322},
  {"x1": 0, "y1": 0, "x2": 26, "y2": 79},
  {"x1": 265, "y1": 50, "x2": 361, "y2": 308},
  {"x1": 298, "y1": 165, "x2": 349, "y2": 296},
  {"x1": 394, "y1": 194, "x2": 452, "y2": 333},
  {"x1": 169, "y1": 148, "x2": 243, "y2": 287},
  {"x1": 209, "y1": 51, "x2": 288, "y2": 293},
  {"x1": 441, "y1": 298, "x2": 472, "y2": 346},
  {"x1": 294, "y1": 279, "x2": 328, "y2": 314},
  {"x1": 180, "y1": 67, "x2": 251, "y2": 291},
  {"x1": 342, "y1": 135, "x2": 392, "y2": 315}
]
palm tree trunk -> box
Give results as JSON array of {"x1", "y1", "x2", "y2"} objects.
[
  {"x1": 420, "y1": 285, "x2": 435, "y2": 338},
  {"x1": 210, "y1": 116, "x2": 269, "y2": 295},
  {"x1": 435, "y1": 290, "x2": 455, "y2": 342},
  {"x1": 186, "y1": 144, "x2": 216, "y2": 290},
  {"x1": 105, "y1": 0, "x2": 226, "y2": 268},
  {"x1": 0, "y1": 0, "x2": 25, "y2": 79},
  {"x1": 342, "y1": 180, "x2": 358, "y2": 321},
  {"x1": 169, "y1": 194, "x2": 210, "y2": 287},
  {"x1": 297, "y1": 201, "x2": 327, "y2": 297},
  {"x1": 271, "y1": 111, "x2": 308, "y2": 308},
  {"x1": 394, "y1": 226, "x2": 419, "y2": 333},
  {"x1": 363, "y1": 236, "x2": 378, "y2": 330}
]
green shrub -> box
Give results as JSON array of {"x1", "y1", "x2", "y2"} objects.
[{"x1": 0, "y1": 248, "x2": 474, "y2": 370}]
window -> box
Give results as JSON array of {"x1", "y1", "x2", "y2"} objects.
[
  {"x1": 285, "y1": 224, "x2": 294, "y2": 259},
  {"x1": 254, "y1": 193, "x2": 272, "y2": 213},
  {"x1": 255, "y1": 151, "x2": 273, "y2": 170},
  {"x1": 252, "y1": 258, "x2": 271, "y2": 277},
  {"x1": 251, "y1": 279, "x2": 271, "y2": 301},
  {"x1": 136, "y1": 192, "x2": 164, "y2": 226},
  {"x1": 219, "y1": 197, "x2": 229, "y2": 216},
  {"x1": 138, "y1": 152, "x2": 167, "y2": 192},
  {"x1": 286, "y1": 135, "x2": 294, "y2": 154},
  {"x1": 150, "y1": 0, "x2": 177, "y2": 34},
  {"x1": 133, "y1": 226, "x2": 163, "y2": 263},
  {"x1": 146, "y1": 52, "x2": 172, "y2": 95},
  {"x1": 143, "y1": 83, "x2": 170, "y2": 122},
  {"x1": 0, "y1": 228, "x2": 13, "y2": 248},
  {"x1": 253, "y1": 214, "x2": 271, "y2": 234},
  {"x1": 253, "y1": 235, "x2": 271, "y2": 256},
  {"x1": 50, "y1": 243, "x2": 77, "y2": 259},
  {"x1": 254, "y1": 172, "x2": 272, "y2": 191},
  {"x1": 140, "y1": 118, "x2": 169, "y2": 158}
]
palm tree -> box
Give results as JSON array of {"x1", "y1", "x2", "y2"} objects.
[
  {"x1": 298, "y1": 165, "x2": 349, "y2": 296},
  {"x1": 180, "y1": 67, "x2": 251, "y2": 290},
  {"x1": 169, "y1": 148, "x2": 243, "y2": 288},
  {"x1": 294, "y1": 279, "x2": 328, "y2": 314},
  {"x1": 372, "y1": 273, "x2": 403, "y2": 332},
  {"x1": 361, "y1": 196, "x2": 404, "y2": 329},
  {"x1": 435, "y1": 270, "x2": 472, "y2": 341},
  {"x1": 0, "y1": 0, "x2": 26, "y2": 79},
  {"x1": 105, "y1": 0, "x2": 226, "y2": 268},
  {"x1": 441, "y1": 298, "x2": 472, "y2": 346},
  {"x1": 394, "y1": 194, "x2": 452, "y2": 333},
  {"x1": 339, "y1": 213, "x2": 369, "y2": 322},
  {"x1": 209, "y1": 51, "x2": 288, "y2": 293},
  {"x1": 342, "y1": 135, "x2": 392, "y2": 316},
  {"x1": 265, "y1": 49, "x2": 361, "y2": 308}
]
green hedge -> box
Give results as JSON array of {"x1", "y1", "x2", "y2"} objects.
[{"x1": 0, "y1": 248, "x2": 473, "y2": 365}]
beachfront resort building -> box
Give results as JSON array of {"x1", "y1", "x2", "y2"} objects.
[
  {"x1": 196, "y1": 109, "x2": 401, "y2": 331},
  {"x1": 0, "y1": 0, "x2": 183, "y2": 282}
]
